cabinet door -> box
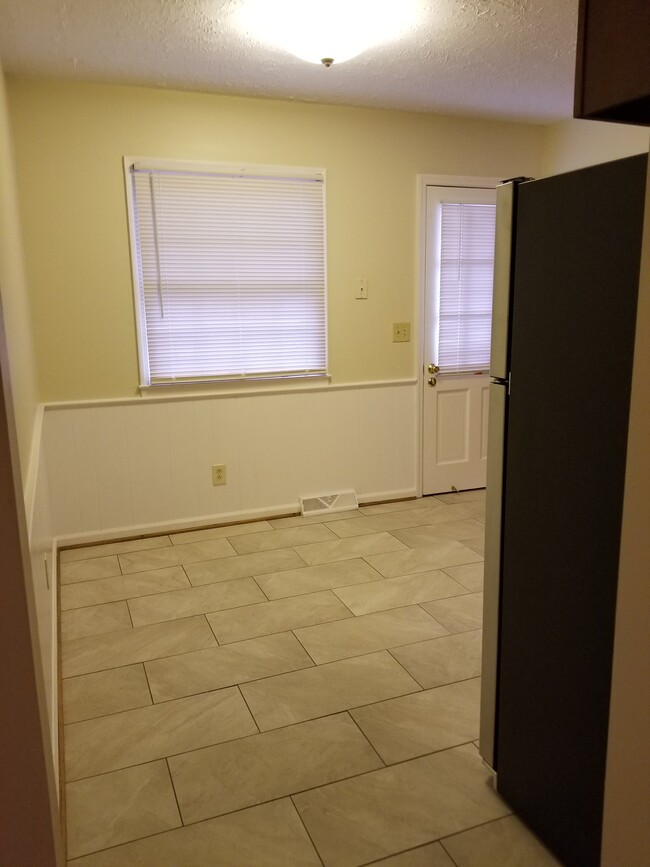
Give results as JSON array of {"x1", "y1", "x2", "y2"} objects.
[{"x1": 574, "y1": 0, "x2": 650, "y2": 125}]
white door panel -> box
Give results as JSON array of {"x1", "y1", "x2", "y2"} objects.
[
  {"x1": 436, "y1": 388, "x2": 469, "y2": 464},
  {"x1": 423, "y1": 374, "x2": 489, "y2": 493}
]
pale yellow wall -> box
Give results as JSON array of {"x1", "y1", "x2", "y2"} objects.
[
  {"x1": 543, "y1": 117, "x2": 648, "y2": 176},
  {"x1": 7, "y1": 77, "x2": 543, "y2": 401},
  {"x1": 0, "y1": 62, "x2": 40, "y2": 480}
]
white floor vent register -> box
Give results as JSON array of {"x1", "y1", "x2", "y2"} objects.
[{"x1": 300, "y1": 490, "x2": 358, "y2": 517}]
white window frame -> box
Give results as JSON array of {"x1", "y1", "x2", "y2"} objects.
[
  {"x1": 418, "y1": 175, "x2": 500, "y2": 381},
  {"x1": 429, "y1": 186, "x2": 497, "y2": 375},
  {"x1": 123, "y1": 156, "x2": 329, "y2": 390}
]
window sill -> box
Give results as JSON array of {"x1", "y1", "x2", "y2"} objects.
[
  {"x1": 138, "y1": 373, "x2": 332, "y2": 400},
  {"x1": 42, "y1": 378, "x2": 418, "y2": 412}
]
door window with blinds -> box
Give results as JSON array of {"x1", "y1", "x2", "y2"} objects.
[
  {"x1": 427, "y1": 186, "x2": 497, "y2": 374},
  {"x1": 125, "y1": 159, "x2": 328, "y2": 386}
]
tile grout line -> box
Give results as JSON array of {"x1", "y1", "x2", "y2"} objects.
[
  {"x1": 141, "y1": 660, "x2": 157, "y2": 707},
  {"x1": 125, "y1": 598, "x2": 135, "y2": 629},
  {"x1": 345, "y1": 711, "x2": 387, "y2": 768},
  {"x1": 362, "y1": 558, "x2": 392, "y2": 581},
  {"x1": 180, "y1": 563, "x2": 192, "y2": 587},
  {"x1": 66, "y1": 728, "x2": 486, "y2": 793},
  {"x1": 162, "y1": 681, "x2": 426, "y2": 744},
  {"x1": 289, "y1": 795, "x2": 326, "y2": 867},
  {"x1": 69, "y1": 646, "x2": 433, "y2": 727},
  {"x1": 111, "y1": 662, "x2": 479, "y2": 728},
  {"x1": 164, "y1": 756, "x2": 185, "y2": 827},
  {"x1": 290, "y1": 545, "x2": 312, "y2": 567},
  {"x1": 438, "y1": 814, "x2": 524, "y2": 864},
  {"x1": 185, "y1": 560, "x2": 312, "y2": 590},
  {"x1": 252, "y1": 561, "x2": 403, "y2": 601},
  {"x1": 210, "y1": 603, "x2": 358, "y2": 647},
  {"x1": 64, "y1": 636, "x2": 482, "y2": 719},
  {"x1": 69, "y1": 672, "x2": 480, "y2": 785},
  {"x1": 63, "y1": 619, "x2": 483, "y2": 691},
  {"x1": 359, "y1": 839, "x2": 457, "y2": 867},
  {"x1": 64, "y1": 535, "x2": 479, "y2": 600},
  {"x1": 59, "y1": 563, "x2": 123, "y2": 588},
  {"x1": 385, "y1": 646, "x2": 430, "y2": 687},
  {"x1": 235, "y1": 684, "x2": 261, "y2": 734},
  {"x1": 60, "y1": 570, "x2": 191, "y2": 610},
  {"x1": 438, "y1": 838, "x2": 463, "y2": 867},
  {"x1": 202, "y1": 611, "x2": 221, "y2": 645},
  {"x1": 61, "y1": 572, "x2": 261, "y2": 615},
  {"x1": 70, "y1": 792, "x2": 326, "y2": 863},
  {"x1": 139, "y1": 589, "x2": 360, "y2": 639},
  {"x1": 168, "y1": 519, "x2": 277, "y2": 546},
  {"x1": 68, "y1": 787, "x2": 506, "y2": 867},
  {"x1": 251, "y1": 572, "x2": 273, "y2": 601},
  {"x1": 284, "y1": 624, "x2": 463, "y2": 668},
  {"x1": 61, "y1": 616, "x2": 219, "y2": 678},
  {"x1": 59, "y1": 534, "x2": 172, "y2": 563},
  {"x1": 331, "y1": 594, "x2": 358, "y2": 619},
  {"x1": 415, "y1": 602, "x2": 452, "y2": 630},
  {"x1": 74, "y1": 734, "x2": 474, "y2": 817},
  {"x1": 290, "y1": 627, "x2": 319, "y2": 666}
]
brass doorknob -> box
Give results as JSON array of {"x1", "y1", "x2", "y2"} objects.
[
  {"x1": 427, "y1": 377, "x2": 437, "y2": 387},
  {"x1": 427, "y1": 363, "x2": 440, "y2": 374}
]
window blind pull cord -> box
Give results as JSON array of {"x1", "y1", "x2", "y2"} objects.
[{"x1": 148, "y1": 172, "x2": 165, "y2": 318}]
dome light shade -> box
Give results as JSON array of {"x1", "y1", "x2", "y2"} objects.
[{"x1": 235, "y1": 0, "x2": 421, "y2": 66}]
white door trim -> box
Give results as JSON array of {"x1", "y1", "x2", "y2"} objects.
[{"x1": 416, "y1": 174, "x2": 502, "y2": 497}]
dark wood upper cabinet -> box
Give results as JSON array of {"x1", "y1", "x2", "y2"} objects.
[{"x1": 574, "y1": 0, "x2": 650, "y2": 125}]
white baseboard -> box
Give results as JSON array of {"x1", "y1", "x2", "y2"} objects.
[
  {"x1": 358, "y1": 488, "x2": 419, "y2": 506},
  {"x1": 54, "y1": 501, "x2": 301, "y2": 548},
  {"x1": 54, "y1": 488, "x2": 419, "y2": 548}
]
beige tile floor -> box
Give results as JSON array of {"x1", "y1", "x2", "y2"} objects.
[{"x1": 60, "y1": 491, "x2": 562, "y2": 866}]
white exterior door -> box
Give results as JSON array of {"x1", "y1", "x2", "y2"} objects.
[
  {"x1": 422, "y1": 373, "x2": 491, "y2": 493},
  {"x1": 422, "y1": 184, "x2": 497, "y2": 495}
]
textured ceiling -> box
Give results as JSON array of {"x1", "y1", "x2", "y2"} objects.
[{"x1": 0, "y1": 0, "x2": 579, "y2": 122}]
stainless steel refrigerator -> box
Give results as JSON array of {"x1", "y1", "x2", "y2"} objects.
[{"x1": 479, "y1": 154, "x2": 648, "y2": 867}]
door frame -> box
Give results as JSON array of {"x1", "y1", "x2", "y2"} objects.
[
  {"x1": 0, "y1": 285, "x2": 63, "y2": 864},
  {"x1": 416, "y1": 174, "x2": 501, "y2": 496}
]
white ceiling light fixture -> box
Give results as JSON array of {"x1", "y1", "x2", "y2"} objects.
[{"x1": 235, "y1": 0, "x2": 422, "y2": 67}]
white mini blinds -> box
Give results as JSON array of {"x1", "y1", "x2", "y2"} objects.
[
  {"x1": 437, "y1": 201, "x2": 496, "y2": 374},
  {"x1": 127, "y1": 161, "x2": 327, "y2": 385}
]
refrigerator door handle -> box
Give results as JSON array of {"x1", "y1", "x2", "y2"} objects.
[
  {"x1": 490, "y1": 374, "x2": 511, "y2": 394},
  {"x1": 489, "y1": 183, "x2": 516, "y2": 381}
]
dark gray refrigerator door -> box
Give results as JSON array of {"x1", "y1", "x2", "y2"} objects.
[
  {"x1": 480, "y1": 179, "x2": 519, "y2": 769},
  {"x1": 479, "y1": 380, "x2": 508, "y2": 770},
  {"x1": 495, "y1": 154, "x2": 647, "y2": 867}
]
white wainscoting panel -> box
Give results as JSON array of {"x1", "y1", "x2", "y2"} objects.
[{"x1": 43, "y1": 383, "x2": 418, "y2": 542}]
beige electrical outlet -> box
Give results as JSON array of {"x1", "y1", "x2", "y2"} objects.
[
  {"x1": 392, "y1": 322, "x2": 411, "y2": 342},
  {"x1": 212, "y1": 464, "x2": 227, "y2": 486}
]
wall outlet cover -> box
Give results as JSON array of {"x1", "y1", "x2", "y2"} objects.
[
  {"x1": 212, "y1": 464, "x2": 227, "y2": 485},
  {"x1": 392, "y1": 322, "x2": 411, "y2": 342}
]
